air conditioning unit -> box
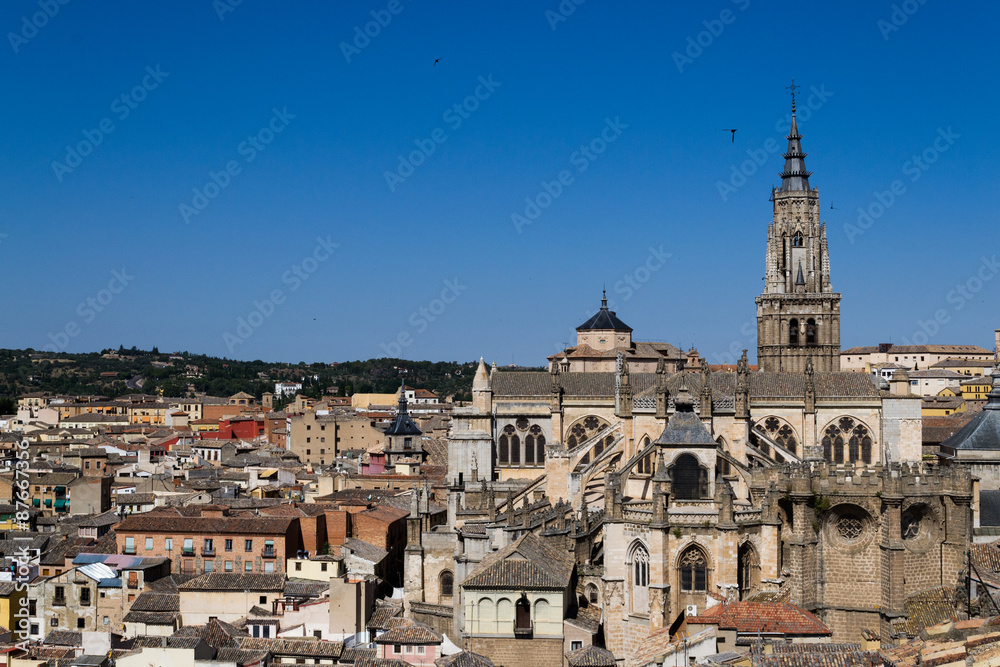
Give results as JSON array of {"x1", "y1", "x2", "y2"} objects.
[{"x1": 685, "y1": 604, "x2": 698, "y2": 617}]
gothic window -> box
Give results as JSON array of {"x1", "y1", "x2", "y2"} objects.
[
  {"x1": 440, "y1": 571, "x2": 454, "y2": 598},
  {"x1": 510, "y1": 435, "x2": 521, "y2": 464},
  {"x1": 789, "y1": 319, "x2": 799, "y2": 346},
  {"x1": 738, "y1": 542, "x2": 760, "y2": 600},
  {"x1": 759, "y1": 417, "x2": 797, "y2": 456},
  {"x1": 503, "y1": 425, "x2": 516, "y2": 435},
  {"x1": 515, "y1": 418, "x2": 529, "y2": 431},
  {"x1": 629, "y1": 542, "x2": 649, "y2": 613},
  {"x1": 586, "y1": 584, "x2": 599, "y2": 604},
  {"x1": 672, "y1": 454, "x2": 707, "y2": 500},
  {"x1": 524, "y1": 436, "x2": 535, "y2": 464},
  {"x1": 679, "y1": 546, "x2": 707, "y2": 592},
  {"x1": 806, "y1": 318, "x2": 817, "y2": 346},
  {"x1": 793, "y1": 232, "x2": 803, "y2": 247},
  {"x1": 822, "y1": 420, "x2": 873, "y2": 464},
  {"x1": 529, "y1": 425, "x2": 542, "y2": 435},
  {"x1": 536, "y1": 436, "x2": 546, "y2": 464},
  {"x1": 498, "y1": 436, "x2": 509, "y2": 465}
]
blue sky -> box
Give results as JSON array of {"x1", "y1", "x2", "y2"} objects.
[{"x1": 2, "y1": 0, "x2": 998, "y2": 366}]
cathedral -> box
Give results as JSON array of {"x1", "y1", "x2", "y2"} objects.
[{"x1": 410, "y1": 92, "x2": 973, "y2": 663}]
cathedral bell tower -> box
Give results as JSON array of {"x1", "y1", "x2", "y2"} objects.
[{"x1": 756, "y1": 82, "x2": 841, "y2": 373}]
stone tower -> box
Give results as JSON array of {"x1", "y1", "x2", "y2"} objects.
[{"x1": 756, "y1": 85, "x2": 841, "y2": 373}]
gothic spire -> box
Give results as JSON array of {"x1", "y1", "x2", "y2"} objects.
[{"x1": 779, "y1": 80, "x2": 812, "y2": 192}]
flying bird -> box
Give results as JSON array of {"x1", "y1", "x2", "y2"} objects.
[
  {"x1": 434, "y1": 58, "x2": 441, "y2": 66},
  {"x1": 724, "y1": 129, "x2": 737, "y2": 142}
]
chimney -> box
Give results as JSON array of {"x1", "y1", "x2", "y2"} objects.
[{"x1": 890, "y1": 369, "x2": 910, "y2": 396}]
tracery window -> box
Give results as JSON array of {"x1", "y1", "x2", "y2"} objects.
[
  {"x1": 630, "y1": 542, "x2": 649, "y2": 613},
  {"x1": 565, "y1": 416, "x2": 610, "y2": 450},
  {"x1": 759, "y1": 417, "x2": 797, "y2": 455},
  {"x1": 822, "y1": 418, "x2": 873, "y2": 464},
  {"x1": 679, "y1": 546, "x2": 707, "y2": 592}
]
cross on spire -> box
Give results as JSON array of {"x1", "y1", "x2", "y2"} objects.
[{"x1": 786, "y1": 79, "x2": 801, "y2": 113}]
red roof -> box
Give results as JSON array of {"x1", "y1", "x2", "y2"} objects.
[{"x1": 687, "y1": 601, "x2": 830, "y2": 636}]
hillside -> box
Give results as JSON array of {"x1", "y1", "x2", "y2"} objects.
[{"x1": 0, "y1": 346, "x2": 518, "y2": 410}]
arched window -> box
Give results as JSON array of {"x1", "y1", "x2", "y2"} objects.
[
  {"x1": 793, "y1": 232, "x2": 803, "y2": 247},
  {"x1": 789, "y1": 319, "x2": 799, "y2": 346},
  {"x1": 498, "y1": 436, "x2": 509, "y2": 465},
  {"x1": 478, "y1": 598, "x2": 495, "y2": 632},
  {"x1": 823, "y1": 420, "x2": 874, "y2": 464},
  {"x1": 510, "y1": 435, "x2": 520, "y2": 464},
  {"x1": 440, "y1": 571, "x2": 453, "y2": 598},
  {"x1": 738, "y1": 542, "x2": 760, "y2": 600},
  {"x1": 585, "y1": 584, "x2": 599, "y2": 605},
  {"x1": 679, "y1": 546, "x2": 707, "y2": 592},
  {"x1": 672, "y1": 454, "x2": 706, "y2": 500},
  {"x1": 806, "y1": 318, "x2": 817, "y2": 346},
  {"x1": 525, "y1": 436, "x2": 535, "y2": 465},
  {"x1": 536, "y1": 435, "x2": 545, "y2": 465},
  {"x1": 629, "y1": 542, "x2": 649, "y2": 613}
]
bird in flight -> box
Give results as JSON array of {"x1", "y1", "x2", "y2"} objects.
[
  {"x1": 830, "y1": 202, "x2": 836, "y2": 210},
  {"x1": 724, "y1": 129, "x2": 737, "y2": 142},
  {"x1": 434, "y1": 58, "x2": 441, "y2": 66}
]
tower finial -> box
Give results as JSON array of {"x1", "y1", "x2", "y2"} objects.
[
  {"x1": 601, "y1": 288, "x2": 608, "y2": 309},
  {"x1": 786, "y1": 79, "x2": 800, "y2": 114}
]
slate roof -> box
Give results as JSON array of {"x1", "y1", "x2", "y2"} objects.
[
  {"x1": 688, "y1": 601, "x2": 830, "y2": 636},
  {"x1": 576, "y1": 298, "x2": 632, "y2": 332},
  {"x1": 463, "y1": 533, "x2": 574, "y2": 590},
  {"x1": 654, "y1": 407, "x2": 716, "y2": 445},
  {"x1": 178, "y1": 572, "x2": 285, "y2": 591},
  {"x1": 940, "y1": 376, "x2": 1000, "y2": 451},
  {"x1": 566, "y1": 645, "x2": 616, "y2": 666}
]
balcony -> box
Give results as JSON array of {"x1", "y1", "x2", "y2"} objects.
[
  {"x1": 182, "y1": 549, "x2": 196, "y2": 557},
  {"x1": 513, "y1": 623, "x2": 533, "y2": 638},
  {"x1": 202, "y1": 548, "x2": 215, "y2": 556},
  {"x1": 53, "y1": 597, "x2": 66, "y2": 607},
  {"x1": 261, "y1": 548, "x2": 276, "y2": 559},
  {"x1": 122, "y1": 547, "x2": 136, "y2": 555}
]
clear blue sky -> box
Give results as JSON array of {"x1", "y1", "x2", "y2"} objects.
[{"x1": 3, "y1": 0, "x2": 998, "y2": 366}]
